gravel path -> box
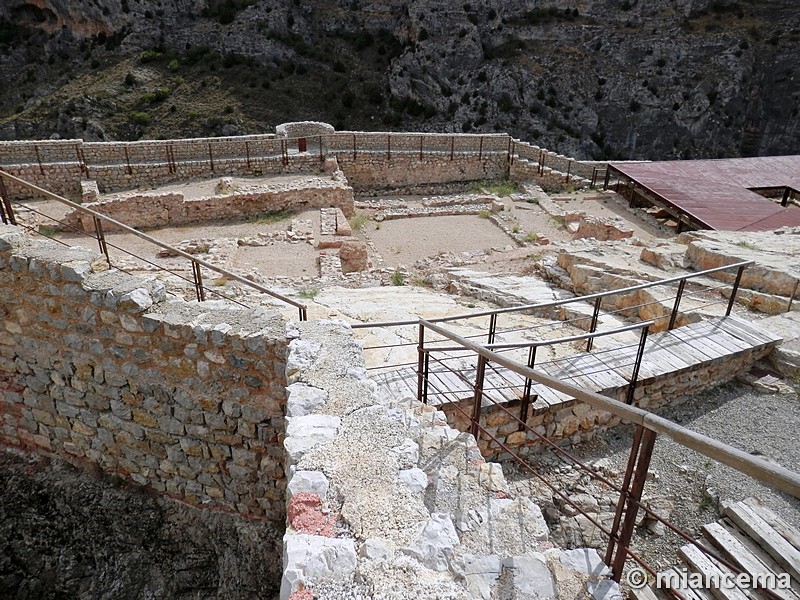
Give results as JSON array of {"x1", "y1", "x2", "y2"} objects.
[{"x1": 506, "y1": 379, "x2": 800, "y2": 572}]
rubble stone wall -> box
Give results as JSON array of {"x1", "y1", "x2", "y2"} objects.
[
  {"x1": 335, "y1": 152, "x2": 510, "y2": 192},
  {"x1": 441, "y1": 343, "x2": 775, "y2": 460},
  {"x1": 62, "y1": 177, "x2": 355, "y2": 232},
  {"x1": 0, "y1": 225, "x2": 289, "y2": 520}
]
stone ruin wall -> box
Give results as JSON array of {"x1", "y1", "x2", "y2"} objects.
[
  {"x1": 63, "y1": 174, "x2": 355, "y2": 233},
  {"x1": 0, "y1": 225, "x2": 289, "y2": 521},
  {"x1": 0, "y1": 128, "x2": 609, "y2": 201}
]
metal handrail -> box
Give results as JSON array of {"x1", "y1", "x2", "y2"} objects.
[
  {"x1": 351, "y1": 260, "x2": 754, "y2": 330},
  {"x1": 427, "y1": 320, "x2": 653, "y2": 353},
  {"x1": 420, "y1": 317, "x2": 800, "y2": 498},
  {"x1": 0, "y1": 170, "x2": 308, "y2": 320}
]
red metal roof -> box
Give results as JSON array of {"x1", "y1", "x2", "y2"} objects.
[{"x1": 608, "y1": 156, "x2": 800, "y2": 232}]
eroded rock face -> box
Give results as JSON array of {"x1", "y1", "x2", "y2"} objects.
[{"x1": 0, "y1": 448, "x2": 282, "y2": 599}]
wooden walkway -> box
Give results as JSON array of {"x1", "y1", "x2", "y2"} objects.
[
  {"x1": 372, "y1": 315, "x2": 782, "y2": 412},
  {"x1": 632, "y1": 498, "x2": 800, "y2": 600}
]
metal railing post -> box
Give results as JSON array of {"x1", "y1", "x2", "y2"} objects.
[
  {"x1": 520, "y1": 345, "x2": 538, "y2": 430},
  {"x1": 417, "y1": 323, "x2": 426, "y2": 403},
  {"x1": 487, "y1": 313, "x2": 498, "y2": 345},
  {"x1": 0, "y1": 176, "x2": 15, "y2": 225},
  {"x1": 471, "y1": 355, "x2": 487, "y2": 439},
  {"x1": 586, "y1": 296, "x2": 602, "y2": 352},
  {"x1": 419, "y1": 135, "x2": 423, "y2": 161},
  {"x1": 789, "y1": 279, "x2": 799, "y2": 312},
  {"x1": 124, "y1": 146, "x2": 133, "y2": 175},
  {"x1": 726, "y1": 264, "x2": 746, "y2": 316},
  {"x1": 626, "y1": 325, "x2": 649, "y2": 405},
  {"x1": 246, "y1": 141, "x2": 252, "y2": 170},
  {"x1": 352, "y1": 134, "x2": 356, "y2": 161},
  {"x1": 668, "y1": 279, "x2": 687, "y2": 330},
  {"x1": 387, "y1": 134, "x2": 391, "y2": 161},
  {"x1": 591, "y1": 167, "x2": 598, "y2": 189},
  {"x1": 423, "y1": 351, "x2": 430, "y2": 404},
  {"x1": 609, "y1": 427, "x2": 657, "y2": 581},
  {"x1": 92, "y1": 216, "x2": 111, "y2": 266},
  {"x1": 34, "y1": 145, "x2": 44, "y2": 175},
  {"x1": 603, "y1": 168, "x2": 611, "y2": 190},
  {"x1": 318, "y1": 135, "x2": 323, "y2": 161},
  {"x1": 191, "y1": 260, "x2": 205, "y2": 302},
  {"x1": 478, "y1": 137, "x2": 483, "y2": 161},
  {"x1": 450, "y1": 136, "x2": 454, "y2": 161}
]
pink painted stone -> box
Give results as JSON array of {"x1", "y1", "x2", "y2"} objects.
[{"x1": 288, "y1": 491, "x2": 338, "y2": 537}]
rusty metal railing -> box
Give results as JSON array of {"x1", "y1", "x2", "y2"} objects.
[
  {"x1": 419, "y1": 318, "x2": 800, "y2": 594},
  {"x1": 0, "y1": 170, "x2": 308, "y2": 320}
]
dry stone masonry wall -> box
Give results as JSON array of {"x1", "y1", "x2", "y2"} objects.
[
  {"x1": 0, "y1": 225, "x2": 289, "y2": 520},
  {"x1": 62, "y1": 174, "x2": 355, "y2": 233}
]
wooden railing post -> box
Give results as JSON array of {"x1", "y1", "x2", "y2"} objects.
[
  {"x1": 603, "y1": 167, "x2": 611, "y2": 190},
  {"x1": 789, "y1": 280, "x2": 799, "y2": 312},
  {"x1": 0, "y1": 175, "x2": 15, "y2": 225}
]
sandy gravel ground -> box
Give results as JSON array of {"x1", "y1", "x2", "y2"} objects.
[{"x1": 363, "y1": 214, "x2": 517, "y2": 267}]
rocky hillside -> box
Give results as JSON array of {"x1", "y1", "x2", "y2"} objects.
[{"x1": 0, "y1": 0, "x2": 798, "y2": 160}]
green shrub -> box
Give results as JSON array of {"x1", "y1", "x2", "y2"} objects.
[
  {"x1": 390, "y1": 271, "x2": 406, "y2": 286},
  {"x1": 140, "y1": 49, "x2": 163, "y2": 63},
  {"x1": 129, "y1": 111, "x2": 151, "y2": 125}
]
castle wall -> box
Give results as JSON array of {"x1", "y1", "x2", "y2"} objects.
[
  {"x1": 0, "y1": 225, "x2": 289, "y2": 520},
  {"x1": 0, "y1": 130, "x2": 611, "y2": 202}
]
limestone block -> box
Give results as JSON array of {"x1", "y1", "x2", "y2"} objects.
[
  {"x1": 338, "y1": 240, "x2": 369, "y2": 273},
  {"x1": 398, "y1": 467, "x2": 428, "y2": 493},
  {"x1": 390, "y1": 438, "x2": 419, "y2": 468},
  {"x1": 286, "y1": 382, "x2": 328, "y2": 418},
  {"x1": 559, "y1": 548, "x2": 610, "y2": 577},
  {"x1": 401, "y1": 513, "x2": 459, "y2": 571},
  {"x1": 501, "y1": 553, "x2": 556, "y2": 599},
  {"x1": 459, "y1": 554, "x2": 502, "y2": 600},
  {"x1": 280, "y1": 534, "x2": 356, "y2": 600},
  {"x1": 288, "y1": 470, "x2": 329, "y2": 500},
  {"x1": 358, "y1": 537, "x2": 393, "y2": 561},
  {"x1": 284, "y1": 414, "x2": 340, "y2": 464},
  {"x1": 286, "y1": 339, "x2": 322, "y2": 379}
]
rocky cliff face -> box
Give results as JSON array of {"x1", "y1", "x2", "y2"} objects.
[{"x1": 0, "y1": 0, "x2": 798, "y2": 160}]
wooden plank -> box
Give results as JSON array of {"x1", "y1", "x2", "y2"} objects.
[
  {"x1": 717, "y1": 318, "x2": 780, "y2": 348},
  {"x1": 679, "y1": 544, "x2": 751, "y2": 600},
  {"x1": 690, "y1": 320, "x2": 753, "y2": 353},
  {"x1": 723, "y1": 503, "x2": 800, "y2": 582},
  {"x1": 703, "y1": 522, "x2": 800, "y2": 600},
  {"x1": 646, "y1": 336, "x2": 694, "y2": 369},
  {"x1": 659, "y1": 567, "x2": 713, "y2": 600},
  {"x1": 717, "y1": 520, "x2": 800, "y2": 598},
  {"x1": 631, "y1": 584, "x2": 665, "y2": 600},
  {"x1": 742, "y1": 498, "x2": 800, "y2": 553},
  {"x1": 659, "y1": 331, "x2": 714, "y2": 366},
  {"x1": 725, "y1": 316, "x2": 783, "y2": 344},
  {"x1": 668, "y1": 327, "x2": 730, "y2": 360}
]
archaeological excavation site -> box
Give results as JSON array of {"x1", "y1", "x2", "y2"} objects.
[{"x1": 0, "y1": 122, "x2": 799, "y2": 600}]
